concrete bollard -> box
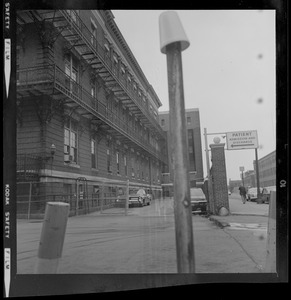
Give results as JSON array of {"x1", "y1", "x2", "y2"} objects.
[
  {"x1": 265, "y1": 191, "x2": 276, "y2": 272},
  {"x1": 34, "y1": 202, "x2": 70, "y2": 274}
]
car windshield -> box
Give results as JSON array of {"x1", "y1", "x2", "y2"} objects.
[
  {"x1": 136, "y1": 189, "x2": 146, "y2": 196},
  {"x1": 190, "y1": 188, "x2": 205, "y2": 198}
]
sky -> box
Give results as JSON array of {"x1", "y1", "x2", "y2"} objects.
[{"x1": 112, "y1": 10, "x2": 276, "y2": 181}]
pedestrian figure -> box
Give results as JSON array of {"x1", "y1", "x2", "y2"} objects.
[{"x1": 239, "y1": 185, "x2": 247, "y2": 204}]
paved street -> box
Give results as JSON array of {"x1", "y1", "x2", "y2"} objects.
[{"x1": 17, "y1": 194, "x2": 270, "y2": 274}]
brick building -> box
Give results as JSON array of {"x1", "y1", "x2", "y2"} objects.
[
  {"x1": 243, "y1": 170, "x2": 256, "y2": 188},
  {"x1": 159, "y1": 108, "x2": 204, "y2": 196},
  {"x1": 254, "y1": 150, "x2": 276, "y2": 187},
  {"x1": 229, "y1": 150, "x2": 275, "y2": 194},
  {"x1": 16, "y1": 10, "x2": 167, "y2": 215}
]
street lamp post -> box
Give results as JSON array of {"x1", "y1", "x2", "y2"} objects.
[
  {"x1": 255, "y1": 148, "x2": 261, "y2": 200},
  {"x1": 239, "y1": 166, "x2": 245, "y2": 187},
  {"x1": 159, "y1": 11, "x2": 195, "y2": 273}
]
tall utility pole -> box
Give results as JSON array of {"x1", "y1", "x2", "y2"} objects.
[
  {"x1": 159, "y1": 11, "x2": 195, "y2": 273},
  {"x1": 239, "y1": 166, "x2": 245, "y2": 187},
  {"x1": 255, "y1": 148, "x2": 261, "y2": 199}
]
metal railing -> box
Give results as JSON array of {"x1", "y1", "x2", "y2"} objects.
[
  {"x1": 16, "y1": 181, "x2": 163, "y2": 219},
  {"x1": 17, "y1": 65, "x2": 166, "y2": 163},
  {"x1": 16, "y1": 154, "x2": 43, "y2": 181},
  {"x1": 17, "y1": 191, "x2": 118, "y2": 219},
  {"x1": 58, "y1": 10, "x2": 163, "y2": 135}
]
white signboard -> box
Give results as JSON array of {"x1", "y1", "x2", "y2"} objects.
[{"x1": 226, "y1": 130, "x2": 258, "y2": 150}]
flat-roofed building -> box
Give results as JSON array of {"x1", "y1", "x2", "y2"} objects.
[
  {"x1": 159, "y1": 108, "x2": 204, "y2": 196},
  {"x1": 16, "y1": 10, "x2": 168, "y2": 216}
]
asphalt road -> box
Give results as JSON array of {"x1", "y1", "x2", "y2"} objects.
[{"x1": 17, "y1": 196, "x2": 269, "y2": 274}]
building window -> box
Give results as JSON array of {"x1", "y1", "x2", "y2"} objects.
[
  {"x1": 64, "y1": 119, "x2": 78, "y2": 164},
  {"x1": 112, "y1": 52, "x2": 118, "y2": 75},
  {"x1": 120, "y1": 64, "x2": 126, "y2": 75},
  {"x1": 154, "y1": 111, "x2": 158, "y2": 120},
  {"x1": 187, "y1": 129, "x2": 195, "y2": 171},
  {"x1": 124, "y1": 154, "x2": 127, "y2": 176},
  {"x1": 113, "y1": 53, "x2": 118, "y2": 64},
  {"x1": 64, "y1": 54, "x2": 79, "y2": 94},
  {"x1": 104, "y1": 42, "x2": 110, "y2": 52},
  {"x1": 157, "y1": 163, "x2": 160, "y2": 183},
  {"x1": 116, "y1": 151, "x2": 120, "y2": 175},
  {"x1": 131, "y1": 156, "x2": 135, "y2": 178},
  {"x1": 187, "y1": 116, "x2": 191, "y2": 125},
  {"x1": 90, "y1": 80, "x2": 96, "y2": 98},
  {"x1": 90, "y1": 19, "x2": 97, "y2": 46},
  {"x1": 161, "y1": 119, "x2": 165, "y2": 126},
  {"x1": 107, "y1": 148, "x2": 112, "y2": 173},
  {"x1": 66, "y1": 10, "x2": 80, "y2": 24},
  {"x1": 91, "y1": 138, "x2": 97, "y2": 169},
  {"x1": 136, "y1": 156, "x2": 140, "y2": 178}
]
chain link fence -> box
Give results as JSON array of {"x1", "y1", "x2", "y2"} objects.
[{"x1": 17, "y1": 180, "x2": 161, "y2": 219}]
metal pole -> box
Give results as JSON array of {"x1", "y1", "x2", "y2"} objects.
[
  {"x1": 100, "y1": 185, "x2": 104, "y2": 214},
  {"x1": 204, "y1": 128, "x2": 214, "y2": 214},
  {"x1": 166, "y1": 42, "x2": 195, "y2": 273},
  {"x1": 27, "y1": 182, "x2": 32, "y2": 220},
  {"x1": 255, "y1": 148, "x2": 261, "y2": 199},
  {"x1": 125, "y1": 179, "x2": 129, "y2": 216},
  {"x1": 76, "y1": 181, "x2": 79, "y2": 216},
  {"x1": 241, "y1": 171, "x2": 245, "y2": 187}
]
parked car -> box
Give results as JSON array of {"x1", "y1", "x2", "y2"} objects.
[
  {"x1": 246, "y1": 187, "x2": 263, "y2": 201},
  {"x1": 129, "y1": 188, "x2": 147, "y2": 207},
  {"x1": 145, "y1": 193, "x2": 152, "y2": 205},
  {"x1": 190, "y1": 188, "x2": 207, "y2": 214},
  {"x1": 261, "y1": 186, "x2": 276, "y2": 204}
]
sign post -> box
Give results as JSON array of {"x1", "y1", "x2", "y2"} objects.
[
  {"x1": 226, "y1": 130, "x2": 261, "y2": 201},
  {"x1": 239, "y1": 166, "x2": 245, "y2": 187},
  {"x1": 226, "y1": 130, "x2": 258, "y2": 150},
  {"x1": 255, "y1": 147, "x2": 261, "y2": 201},
  {"x1": 159, "y1": 11, "x2": 195, "y2": 273},
  {"x1": 125, "y1": 179, "x2": 129, "y2": 216}
]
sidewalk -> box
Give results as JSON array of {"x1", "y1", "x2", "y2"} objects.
[
  {"x1": 17, "y1": 196, "x2": 272, "y2": 274},
  {"x1": 206, "y1": 193, "x2": 271, "y2": 272},
  {"x1": 209, "y1": 193, "x2": 269, "y2": 228}
]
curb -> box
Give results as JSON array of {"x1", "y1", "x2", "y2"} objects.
[
  {"x1": 209, "y1": 216, "x2": 230, "y2": 228},
  {"x1": 231, "y1": 212, "x2": 268, "y2": 217}
]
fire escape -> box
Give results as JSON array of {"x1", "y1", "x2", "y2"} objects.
[{"x1": 16, "y1": 10, "x2": 167, "y2": 166}]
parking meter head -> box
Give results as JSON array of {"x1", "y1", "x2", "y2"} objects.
[{"x1": 159, "y1": 11, "x2": 190, "y2": 54}]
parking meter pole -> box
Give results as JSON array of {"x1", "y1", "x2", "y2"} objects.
[{"x1": 166, "y1": 42, "x2": 195, "y2": 273}]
